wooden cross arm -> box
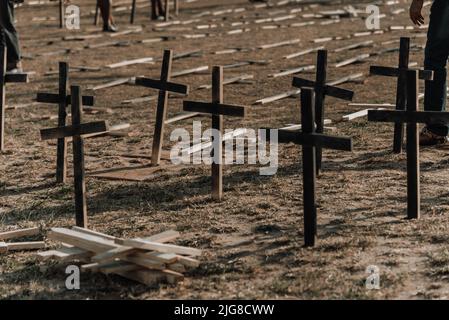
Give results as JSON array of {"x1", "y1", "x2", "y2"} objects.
[
  {"x1": 40, "y1": 121, "x2": 109, "y2": 140},
  {"x1": 4, "y1": 72, "x2": 29, "y2": 83},
  {"x1": 370, "y1": 66, "x2": 434, "y2": 81},
  {"x1": 263, "y1": 129, "x2": 352, "y2": 151},
  {"x1": 368, "y1": 110, "x2": 449, "y2": 124},
  {"x1": 135, "y1": 77, "x2": 189, "y2": 95},
  {"x1": 183, "y1": 101, "x2": 246, "y2": 117},
  {"x1": 292, "y1": 77, "x2": 354, "y2": 101},
  {"x1": 36, "y1": 93, "x2": 95, "y2": 106}
]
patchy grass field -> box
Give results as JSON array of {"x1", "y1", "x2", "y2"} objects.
[{"x1": 1, "y1": 0, "x2": 449, "y2": 299}]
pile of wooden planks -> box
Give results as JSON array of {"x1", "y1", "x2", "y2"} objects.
[
  {"x1": 0, "y1": 227, "x2": 45, "y2": 253},
  {"x1": 37, "y1": 227, "x2": 201, "y2": 286}
]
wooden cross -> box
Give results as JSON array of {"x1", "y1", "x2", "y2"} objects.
[
  {"x1": 36, "y1": 62, "x2": 94, "y2": 184},
  {"x1": 0, "y1": 46, "x2": 29, "y2": 151},
  {"x1": 292, "y1": 49, "x2": 354, "y2": 175},
  {"x1": 40, "y1": 86, "x2": 109, "y2": 228},
  {"x1": 273, "y1": 87, "x2": 352, "y2": 247},
  {"x1": 183, "y1": 66, "x2": 246, "y2": 201},
  {"x1": 370, "y1": 37, "x2": 434, "y2": 153},
  {"x1": 135, "y1": 49, "x2": 189, "y2": 166},
  {"x1": 59, "y1": 0, "x2": 64, "y2": 28},
  {"x1": 368, "y1": 70, "x2": 449, "y2": 219}
]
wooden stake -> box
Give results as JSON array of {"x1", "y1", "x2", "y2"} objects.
[{"x1": 212, "y1": 66, "x2": 224, "y2": 201}]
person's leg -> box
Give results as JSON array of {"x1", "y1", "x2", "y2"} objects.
[
  {"x1": 98, "y1": 0, "x2": 117, "y2": 32},
  {"x1": 151, "y1": 0, "x2": 158, "y2": 20},
  {"x1": 424, "y1": 0, "x2": 449, "y2": 136},
  {"x1": 157, "y1": 0, "x2": 165, "y2": 18},
  {"x1": 0, "y1": 0, "x2": 21, "y2": 69}
]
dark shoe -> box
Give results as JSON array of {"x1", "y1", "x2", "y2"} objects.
[
  {"x1": 419, "y1": 128, "x2": 448, "y2": 146},
  {"x1": 103, "y1": 23, "x2": 118, "y2": 32}
]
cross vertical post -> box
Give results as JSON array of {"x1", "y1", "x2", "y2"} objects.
[
  {"x1": 130, "y1": 0, "x2": 137, "y2": 24},
  {"x1": 301, "y1": 88, "x2": 317, "y2": 247},
  {"x1": 212, "y1": 66, "x2": 224, "y2": 201},
  {"x1": 314, "y1": 50, "x2": 327, "y2": 174},
  {"x1": 135, "y1": 50, "x2": 189, "y2": 165},
  {"x1": 393, "y1": 37, "x2": 410, "y2": 153},
  {"x1": 165, "y1": 0, "x2": 170, "y2": 21},
  {"x1": 0, "y1": 46, "x2": 6, "y2": 152},
  {"x1": 71, "y1": 86, "x2": 88, "y2": 227},
  {"x1": 152, "y1": 50, "x2": 173, "y2": 165},
  {"x1": 175, "y1": 0, "x2": 179, "y2": 16},
  {"x1": 59, "y1": 0, "x2": 65, "y2": 29},
  {"x1": 406, "y1": 70, "x2": 420, "y2": 219},
  {"x1": 56, "y1": 62, "x2": 69, "y2": 183}
]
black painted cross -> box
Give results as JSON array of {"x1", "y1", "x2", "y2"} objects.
[
  {"x1": 0, "y1": 46, "x2": 29, "y2": 151},
  {"x1": 183, "y1": 66, "x2": 246, "y2": 201},
  {"x1": 370, "y1": 37, "x2": 434, "y2": 153},
  {"x1": 135, "y1": 49, "x2": 189, "y2": 166},
  {"x1": 40, "y1": 86, "x2": 109, "y2": 228},
  {"x1": 368, "y1": 70, "x2": 449, "y2": 219},
  {"x1": 36, "y1": 62, "x2": 95, "y2": 184},
  {"x1": 272, "y1": 87, "x2": 352, "y2": 247},
  {"x1": 292, "y1": 50, "x2": 354, "y2": 174}
]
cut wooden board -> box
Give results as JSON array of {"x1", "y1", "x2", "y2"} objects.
[
  {"x1": 116, "y1": 238, "x2": 202, "y2": 256},
  {"x1": 342, "y1": 108, "x2": 386, "y2": 121},
  {"x1": 88, "y1": 165, "x2": 166, "y2": 182},
  {"x1": 37, "y1": 246, "x2": 92, "y2": 262},
  {"x1": 6, "y1": 241, "x2": 45, "y2": 251},
  {"x1": 0, "y1": 227, "x2": 40, "y2": 240},
  {"x1": 48, "y1": 228, "x2": 119, "y2": 253}
]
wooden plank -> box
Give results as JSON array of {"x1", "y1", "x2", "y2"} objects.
[
  {"x1": 107, "y1": 57, "x2": 153, "y2": 69},
  {"x1": 176, "y1": 255, "x2": 200, "y2": 268},
  {"x1": 171, "y1": 66, "x2": 208, "y2": 78},
  {"x1": 165, "y1": 112, "x2": 200, "y2": 124},
  {"x1": 183, "y1": 101, "x2": 246, "y2": 117},
  {"x1": 40, "y1": 121, "x2": 109, "y2": 140},
  {"x1": 71, "y1": 227, "x2": 118, "y2": 241},
  {"x1": 0, "y1": 227, "x2": 40, "y2": 240},
  {"x1": 116, "y1": 238, "x2": 202, "y2": 256},
  {"x1": 284, "y1": 46, "x2": 324, "y2": 59},
  {"x1": 342, "y1": 108, "x2": 385, "y2": 121},
  {"x1": 36, "y1": 246, "x2": 92, "y2": 261},
  {"x1": 4, "y1": 73, "x2": 29, "y2": 83},
  {"x1": 269, "y1": 65, "x2": 315, "y2": 78},
  {"x1": 6, "y1": 241, "x2": 45, "y2": 251},
  {"x1": 36, "y1": 93, "x2": 94, "y2": 107},
  {"x1": 335, "y1": 53, "x2": 370, "y2": 68},
  {"x1": 48, "y1": 228, "x2": 118, "y2": 253}
]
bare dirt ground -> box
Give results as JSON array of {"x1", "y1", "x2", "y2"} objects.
[{"x1": 2, "y1": 0, "x2": 449, "y2": 300}]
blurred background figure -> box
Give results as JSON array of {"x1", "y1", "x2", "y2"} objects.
[
  {"x1": 151, "y1": 0, "x2": 166, "y2": 20},
  {"x1": 97, "y1": 0, "x2": 118, "y2": 32},
  {"x1": 0, "y1": 0, "x2": 22, "y2": 72}
]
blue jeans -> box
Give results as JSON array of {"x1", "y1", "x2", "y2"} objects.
[{"x1": 424, "y1": 0, "x2": 449, "y2": 136}]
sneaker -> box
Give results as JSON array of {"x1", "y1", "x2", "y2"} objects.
[
  {"x1": 419, "y1": 128, "x2": 448, "y2": 146},
  {"x1": 103, "y1": 23, "x2": 118, "y2": 33}
]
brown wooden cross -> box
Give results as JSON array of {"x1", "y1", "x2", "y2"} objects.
[
  {"x1": 292, "y1": 49, "x2": 354, "y2": 175},
  {"x1": 135, "y1": 49, "x2": 189, "y2": 166},
  {"x1": 268, "y1": 87, "x2": 352, "y2": 247},
  {"x1": 0, "y1": 46, "x2": 29, "y2": 151},
  {"x1": 370, "y1": 37, "x2": 434, "y2": 153},
  {"x1": 40, "y1": 85, "x2": 109, "y2": 228},
  {"x1": 183, "y1": 66, "x2": 246, "y2": 201},
  {"x1": 368, "y1": 70, "x2": 449, "y2": 220},
  {"x1": 36, "y1": 62, "x2": 95, "y2": 184}
]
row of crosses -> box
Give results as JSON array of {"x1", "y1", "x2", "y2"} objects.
[{"x1": 27, "y1": 37, "x2": 443, "y2": 247}]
